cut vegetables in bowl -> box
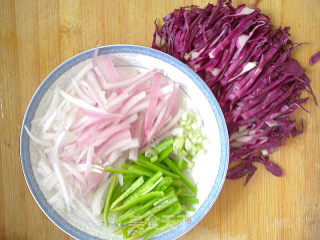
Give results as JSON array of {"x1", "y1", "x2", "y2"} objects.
[{"x1": 20, "y1": 45, "x2": 229, "y2": 240}]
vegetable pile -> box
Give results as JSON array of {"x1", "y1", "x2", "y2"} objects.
[
  {"x1": 152, "y1": 0, "x2": 316, "y2": 183},
  {"x1": 26, "y1": 49, "x2": 184, "y2": 213},
  {"x1": 103, "y1": 138, "x2": 198, "y2": 240}
]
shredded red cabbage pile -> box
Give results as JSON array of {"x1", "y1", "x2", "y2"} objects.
[{"x1": 152, "y1": 0, "x2": 316, "y2": 184}]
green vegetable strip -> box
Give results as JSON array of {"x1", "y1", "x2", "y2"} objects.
[
  {"x1": 115, "y1": 205, "x2": 139, "y2": 225},
  {"x1": 167, "y1": 215, "x2": 188, "y2": 222},
  {"x1": 164, "y1": 187, "x2": 175, "y2": 195},
  {"x1": 113, "y1": 224, "x2": 130, "y2": 235},
  {"x1": 153, "y1": 191, "x2": 175, "y2": 206},
  {"x1": 110, "y1": 183, "x2": 122, "y2": 203},
  {"x1": 128, "y1": 227, "x2": 154, "y2": 240},
  {"x1": 153, "y1": 176, "x2": 173, "y2": 192},
  {"x1": 120, "y1": 163, "x2": 131, "y2": 169},
  {"x1": 181, "y1": 205, "x2": 196, "y2": 212},
  {"x1": 129, "y1": 194, "x2": 179, "y2": 223},
  {"x1": 171, "y1": 180, "x2": 184, "y2": 188},
  {"x1": 126, "y1": 217, "x2": 158, "y2": 240},
  {"x1": 116, "y1": 198, "x2": 159, "y2": 224},
  {"x1": 178, "y1": 192, "x2": 196, "y2": 198},
  {"x1": 154, "y1": 137, "x2": 174, "y2": 153},
  {"x1": 123, "y1": 174, "x2": 137, "y2": 179},
  {"x1": 156, "y1": 202, "x2": 181, "y2": 219},
  {"x1": 126, "y1": 217, "x2": 150, "y2": 234},
  {"x1": 134, "y1": 154, "x2": 180, "y2": 179},
  {"x1": 178, "y1": 186, "x2": 194, "y2": 195},
  {"x1": 123, "y1": 229, "x2": 131, "y2": 239},
  {"x1": 102, "y1": 182, "x2": 122, "y2": 214},
  {"x1": 104, "y1": 166, "x2": 139, "y2": 176},
  {"x1": 145, "y1": 147, "x2": 158, "y2": 162},
  {"x1": 142, "y1": 216, "x2": 186, "y2": 240},
  {"x1": 140, "y1": 176, "x2": 163, "y2": 195},
  {"x1": 150, "y1": 155, "x2": 158, "y2": 162},
  {"x1": 137, "y1": 152, "x2": 150, "y2": 161},
  {"x1": 128, "y1": 165, "x2": 154, "y2": 177},
  {"x1": 153, "y1": 162, "x2": 171, "y2": 171},
  {"x1": 123, "y1": 171, "x2": 163, "y2": 204},
  {"x1": 163, "y1": 157, "x2": 197, "y2": 193},
  {"x1": 110, "y1": 176, "x2": 144, "y2": 210},
  {"x1": 142, "y1": 223, "x2": 167, "y2": 240},
  {"x1": 157, "y1": 144, "x2": 173, "y2": 162},
  {"x1": 178, "y1": 196, "x2": 199, "y2": 205},
  {"x1": 103, "y1": 174, "x2": 117, "y2": 228},
  {"x1": 177, "y1": 158, "x2": 186, "y2": 171},
  {"x1": 112, "y1": 191, "x2": 164, "y2": 212},
  {"x1": 121, "y1": 177, "x2": 136, "y2": 193}
]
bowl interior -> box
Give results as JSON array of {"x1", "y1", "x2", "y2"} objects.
[{"x1": 20, "y1": 45, "x2": 229, "y2": 240}]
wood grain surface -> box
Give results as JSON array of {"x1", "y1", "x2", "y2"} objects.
[{"x1": 1, "y1": 0, "x2": 320, "y2": 239}]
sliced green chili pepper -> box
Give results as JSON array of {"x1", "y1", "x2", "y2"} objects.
[
  {"x1": 123, "y1": 171, "x2": 162, "y2": 204},
  {"x1": 157, "y1": 144, "x2": 173, "y2": 162},
  {"x1": 153, "y1": 176, "x2": 173, "y2": 192},
  {"x1": 115, "y1": 198, "x2": 159, "y2": 224},
  {"x1": 156, "y1": 202, "x2": 182, "y2": 219},
  {"x1": 110, "y1": 176, "x2": 144, "y2": 210},
  {"x1": 154, "y1": 137, "x2": 174, "y2": 153},
  {"x1": 103, "y1": 174, "x2": 117, "y2": 228},
  {"x1": 104, "y1": 166, "x2": 139, "y2": 176},
  {"x1": 134, "y1": 154, "x2": 180, "y2": 179},
  {"x1": 127, "y1": 165, "x2": 154, "y2": 177},
  {"x1": 112, "y1": 191, "x2": 164, "y2": 212},
  {"x1": 129, "y1": 194, "x2": 178, "y2": 223},
  {"x1": 177, "y1": 157, "x2": 186, "y2": 171},
  {"x1": 163, "y1": 157, "x2": 197, "y2": 193},
  {"x1": 178, "y1": 196, "x2": 199, "y2": 205}
]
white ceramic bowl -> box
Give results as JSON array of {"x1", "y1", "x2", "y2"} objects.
[{"x1": 20, "y1": 45, "x2": 229, "y2": 240}]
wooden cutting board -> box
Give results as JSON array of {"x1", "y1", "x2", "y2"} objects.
[{"x1": 1, "y1": 0, "x2": 319, "y2": 239}]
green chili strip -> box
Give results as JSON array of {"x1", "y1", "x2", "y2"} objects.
[
  {"x1": 127, "y1": 227, "x2": 154, "y2": 240},
  {"x1": 113, "y1": 224, "x2": 129, "y2": 235},
  {"x1": 120, "y1": 163, "x2": 131, "y2": 169},
  {"x1": 153, "y1": 176, "x2": 173, "y2": 192},
  {"x1": 103, "y1": 174, "x2": 117, "y2": 228},
  {"x1": 163, "y1": 157, "x2": 197, "y2": 193},
  {"x1": 142, "y1": 216, "x2": 186, "y2": 240},
  {"x1": 121, "y1": 177, "x2": 136, "y2": 193},
  {"x1": 156, "y1": 202, "x2": 181, "y2": 219},
  {"x1": 178, "y1": 196, "x2": 199, "y2": 205},
  {"x1": 110, "y1": 183, "x2": 122, "y2": 203},
  {"x1": 157, "y1": 144, "x2": 173, "y2": 162},
  {"x1": 110, "y1": 176, "x2": 144, "y2": 210},
  {"x1": 154, "y1": 137, "x2": 174, "y2": 153},
  {"x1": 177, "y1": 157, "x2": 186, "y2": 171},
  {"x1": 153, "y1": 162, "x2": 171, "y2": 171},
  {"x1": 181, "y1": 205, "x2": 196, "y2": 212},
  {"x1": 115, "y1": 198, "x2": 159, "y2": 224},
  {"x1": 134, "y1": 153, "x2": 180, "y2": 179},
  {"x1": 104, "y1": 166, "x2": 139, "y2": 176},
  {"x1": 128, "y1": 194, "x2": 178, "y2": 223},
  {"x1": 112, "y1": 191, "x2": 164, "y2": 212},
  {"x1": 128, "y1": 165, "x2": 154, "y2": 177},
  {"x1": 123, "y1": 171, "x2": 162, "y2": 204},
  {"x1": 171, "y1": 180, "x2": 184, "y2": 188}
]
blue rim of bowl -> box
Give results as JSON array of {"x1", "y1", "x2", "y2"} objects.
[{"x1": 20, "y1": 45, "x2": 229, "y2": 240}]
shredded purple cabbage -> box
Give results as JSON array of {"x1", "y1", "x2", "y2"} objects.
[
  {"x1": 310, "y1": 50, "x2": 320, "y2": 66},
  {"x1": 152, "y1": 0, "x2": 316, "y2": 184}
]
